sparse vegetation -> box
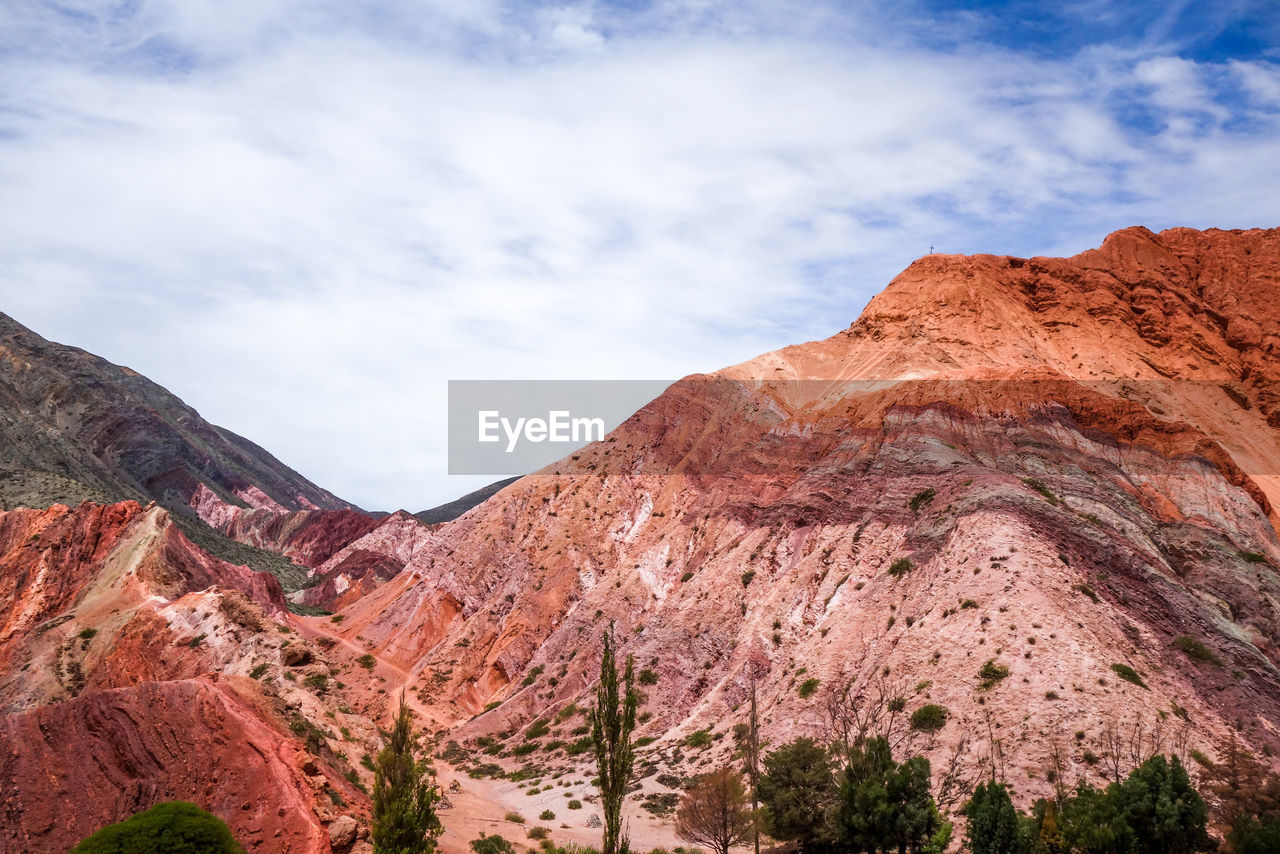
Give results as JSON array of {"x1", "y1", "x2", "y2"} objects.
[
  {"x1": 1110, "y1": 662, "x2": 1147, "y2": 688},
  {"x1": 909, "y1": 703, "x2": 949, "y2": 732},
  {"x1": 1174, "y1": 635, "x2": 1223, "y2": 666},
  {"x1": 1021, "y1": 477, "x2": 1060, "y2": 506},
  {"x1": 358, "y1": 653, "x2": 377, "y2": 670},
  {"x1": 888, "y1": 557, "x2": 914, "y2": 577},
  {"x1": 798, "y1": 678, "x2": 821, "y2": 699},
  {"x1": 470, "y1": 834, "x2": 515, "y2": 854},
  {"x1": 687, "y1": 729, "x2": 712, "y2": 749},
  {"x1": 908, "y1": 488, "x2": 937, "y2": 513},
  {"x1": 977, "y1": 659, "x2": 1009, "y2": 689},
  {"x1": 1074, "y1": 583, "x2": 1100, "y2": 603}
]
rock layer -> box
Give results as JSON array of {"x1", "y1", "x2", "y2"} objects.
[{"x1": 334, "y1": 227, "x2": 1280, "y2": 801}]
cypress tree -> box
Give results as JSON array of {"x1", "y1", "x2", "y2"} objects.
[
  {"x1": 590, "y1": 627, "x2": 638, "y2": 854},
  {"x1": 965, "y1": 781, "x2": 1022, "y2": 854}
]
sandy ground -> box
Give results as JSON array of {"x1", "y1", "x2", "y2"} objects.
[{"x1": 294, "y1": 615, "x2": 689, "y2": 854}]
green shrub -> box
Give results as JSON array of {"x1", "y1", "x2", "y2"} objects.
[
  {"x1": 484, "y1": 701, "x2": 502, "y2": 712},
  {"x1": 357, "y1": 653, "x2": 376, "y2": 670},
  {"x1": 1173, "y1": 636, "x2": 1223, "y2": 666},
  {"x1": 249, "y1": 663, "x2": 269, "y2": 680},
  {"x1": 567, "y1": 800, "x2": 583, "y2": 810},
  {"x1": 71, "y1": 801, "x2": 245, "y2": 853},
  {"x1": 638, "y1": 668, "x2": 659, "y2": 686},
  {"x1": 303, "y1": 673, "x2": 329, "y2": 693},
  {"x1": 1075, "y1": 583, "x2": 1100, "y2": 603},
  {"x1": 888, "y1": 557, "x2": 914, "y2": 577},
  {"x1": 1111, "y1": 663, "x2": 1147, "y2": 688},
  {"x1": 504, "y1": 812, "x2": 526, "y2": 824},
  {"x1": 539, "y1": 810, "x2": 556, "y2": 821},
  {"x1": 528, "y1": 826, "x2": 551, "y2": 840},
  {"x1": 525, "y1": 719, "x2": 552, "y2": 740},
  {"x1": 977, "y1": 659, "x2": 1009, "y2": 689},
  {"x1": 471, "y1": 834, "x2": 515, "y2": 854},
  {"x1": 798, "y1": 678, "x2": 820, "y2": 699},
  {"x1": 686, "y1": 729, "x2": 712, "y2": 748},
  {"x1": 635, "y1": 736, "x2": 657, "y2": 747},
  {"x1": 1021, "y1": 477, "x2": 1060, "y2": 506},
  {"x1": 908, "y1": 488, "x2": 937, "y2": 513},
  {"x1": 910, "y1": 704, "x2": 949, "y2": 733},
  {"x1": 680, "y1": 572, "x2": 694, "y2": 583},
  {"x1": 188, "y1": 633, "x2": 207, "y2": 648},
  {"x1": 741, "y1": 570, "x2": 756, "y2": 588},
  {"x1": 1239, "y1": 550, "x2": 1268, "y2": 564},
  {"x1": 78, "y1": 627, "x2": 98, "y2": 641}
]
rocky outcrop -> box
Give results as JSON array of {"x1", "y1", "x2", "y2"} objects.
[{"x1": 0, "y1": 677, "x2": 355, "y2": 853}]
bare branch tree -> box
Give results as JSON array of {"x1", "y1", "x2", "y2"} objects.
[{"x1": 675, "y1": 768, "x2": 754, "y2": 854}]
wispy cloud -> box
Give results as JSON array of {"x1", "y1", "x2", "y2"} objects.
[{"x1": 1, "y1": 0, "x2": 1278, "y2": 509}]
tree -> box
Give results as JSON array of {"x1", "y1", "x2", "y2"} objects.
[
  {"x1": 373, "y1": 694, "x2": 443, "y2": 854},
  {"x1": 1032, "y1": 799, "x2": 1063, "y2": 854},
  {"x1": 71, "y1": 801, "x2": 246, "y2": 854},
  {"x1": 965, "y1": 781, "x2": 1023, "y2": 854},
  {"x1": 675, "y1": 767, "x2": 754, "y2": 854},
  {"x1": 832, "y1": 736, "x2": 938, "y2": 854},
  {"x1": 733, "y1": 671, "x2": 764, "y2": 854},
  {"x1": 590, "y1": 626, "x2": 638, "y2": 854},
  {"x1": 1060, "y1": 781, "x2": 1130, "y2": 854},
  {"x1": 1059, "y1": 756, "x2": 1210, "y2": 854},
  {"x1": 757, "y1": 736, "x2": 836, "y2": 853},
  {"x1": 1230, "y1": 816, "x2": 1280, "y2": 854},
  {"x1": 1112, "y1": 755, "x2": 1209, "y2": 854}
]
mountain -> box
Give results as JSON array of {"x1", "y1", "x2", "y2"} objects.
[
  {"x1": 322, "y1": 226, "x2": 1280, "y2": 804},
  {"x1": 2, "y1": 226, "x2": 1279, "y2": 851},
  {"x1": 0, "y1": 498, "x2": 372, "y2": 851},
  {"x1": 415, "y1": 477, "x2": 522, "y2": 525},
  {"x1": 0, "y1": 311, "x2": 376, "y2": 590}
]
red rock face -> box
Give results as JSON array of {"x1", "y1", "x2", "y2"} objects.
[
  {"x1": 0, "y1": 498, "x2": 375, "y2": 850},
  {"x1": 195, "y1": 500, "x2": 437, "y2": 610},
  {"x1": 333, "y1": 227, "x2": 1280, "y2": 800},
  {"x1": 0, "y1": 677, "x2": 347, "y2": 853}
]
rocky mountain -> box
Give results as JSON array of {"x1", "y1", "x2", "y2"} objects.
[
  {"x1": 415, "y1": 478, "x2": 522, "y2": 525},
  {"x1": 323, "y1": 226, "x2": 1280, "y2": 806},
  {"x1": 0, "y1": 312, "x2": 354, "y2": 517},
  {"x1": 0, "y1": 498, "x2": 377, "y2": 852},
  {"x1": 2, "y1": 225, "x2": 1279, "y2": 852}
]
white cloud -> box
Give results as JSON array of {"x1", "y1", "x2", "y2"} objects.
[{"x1": 1, "y1": 1, "x2": 1278, "y2": 509}]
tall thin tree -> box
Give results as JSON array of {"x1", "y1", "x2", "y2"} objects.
[
  {"x1": 744, "y1": 671, "x2": 762, "y2": 854},
  {"x1": 590, "y1": 626, "x2": 638, "y2": 854},
  {"x1": 373, "y1": 694, "x2": 443, "y2": 854}
]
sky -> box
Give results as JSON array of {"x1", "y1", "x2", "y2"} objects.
[{"x1": 1, "y1": 0, "x2": 1278, "y2": 511}]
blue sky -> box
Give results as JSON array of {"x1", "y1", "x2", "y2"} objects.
[{"x1": 1, "y1": 0, "x2": 1278, "y2": 509}]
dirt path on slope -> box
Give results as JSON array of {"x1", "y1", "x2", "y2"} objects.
[{"x1": 291, "y1": 615, "x2": 686, "y2": 854}]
